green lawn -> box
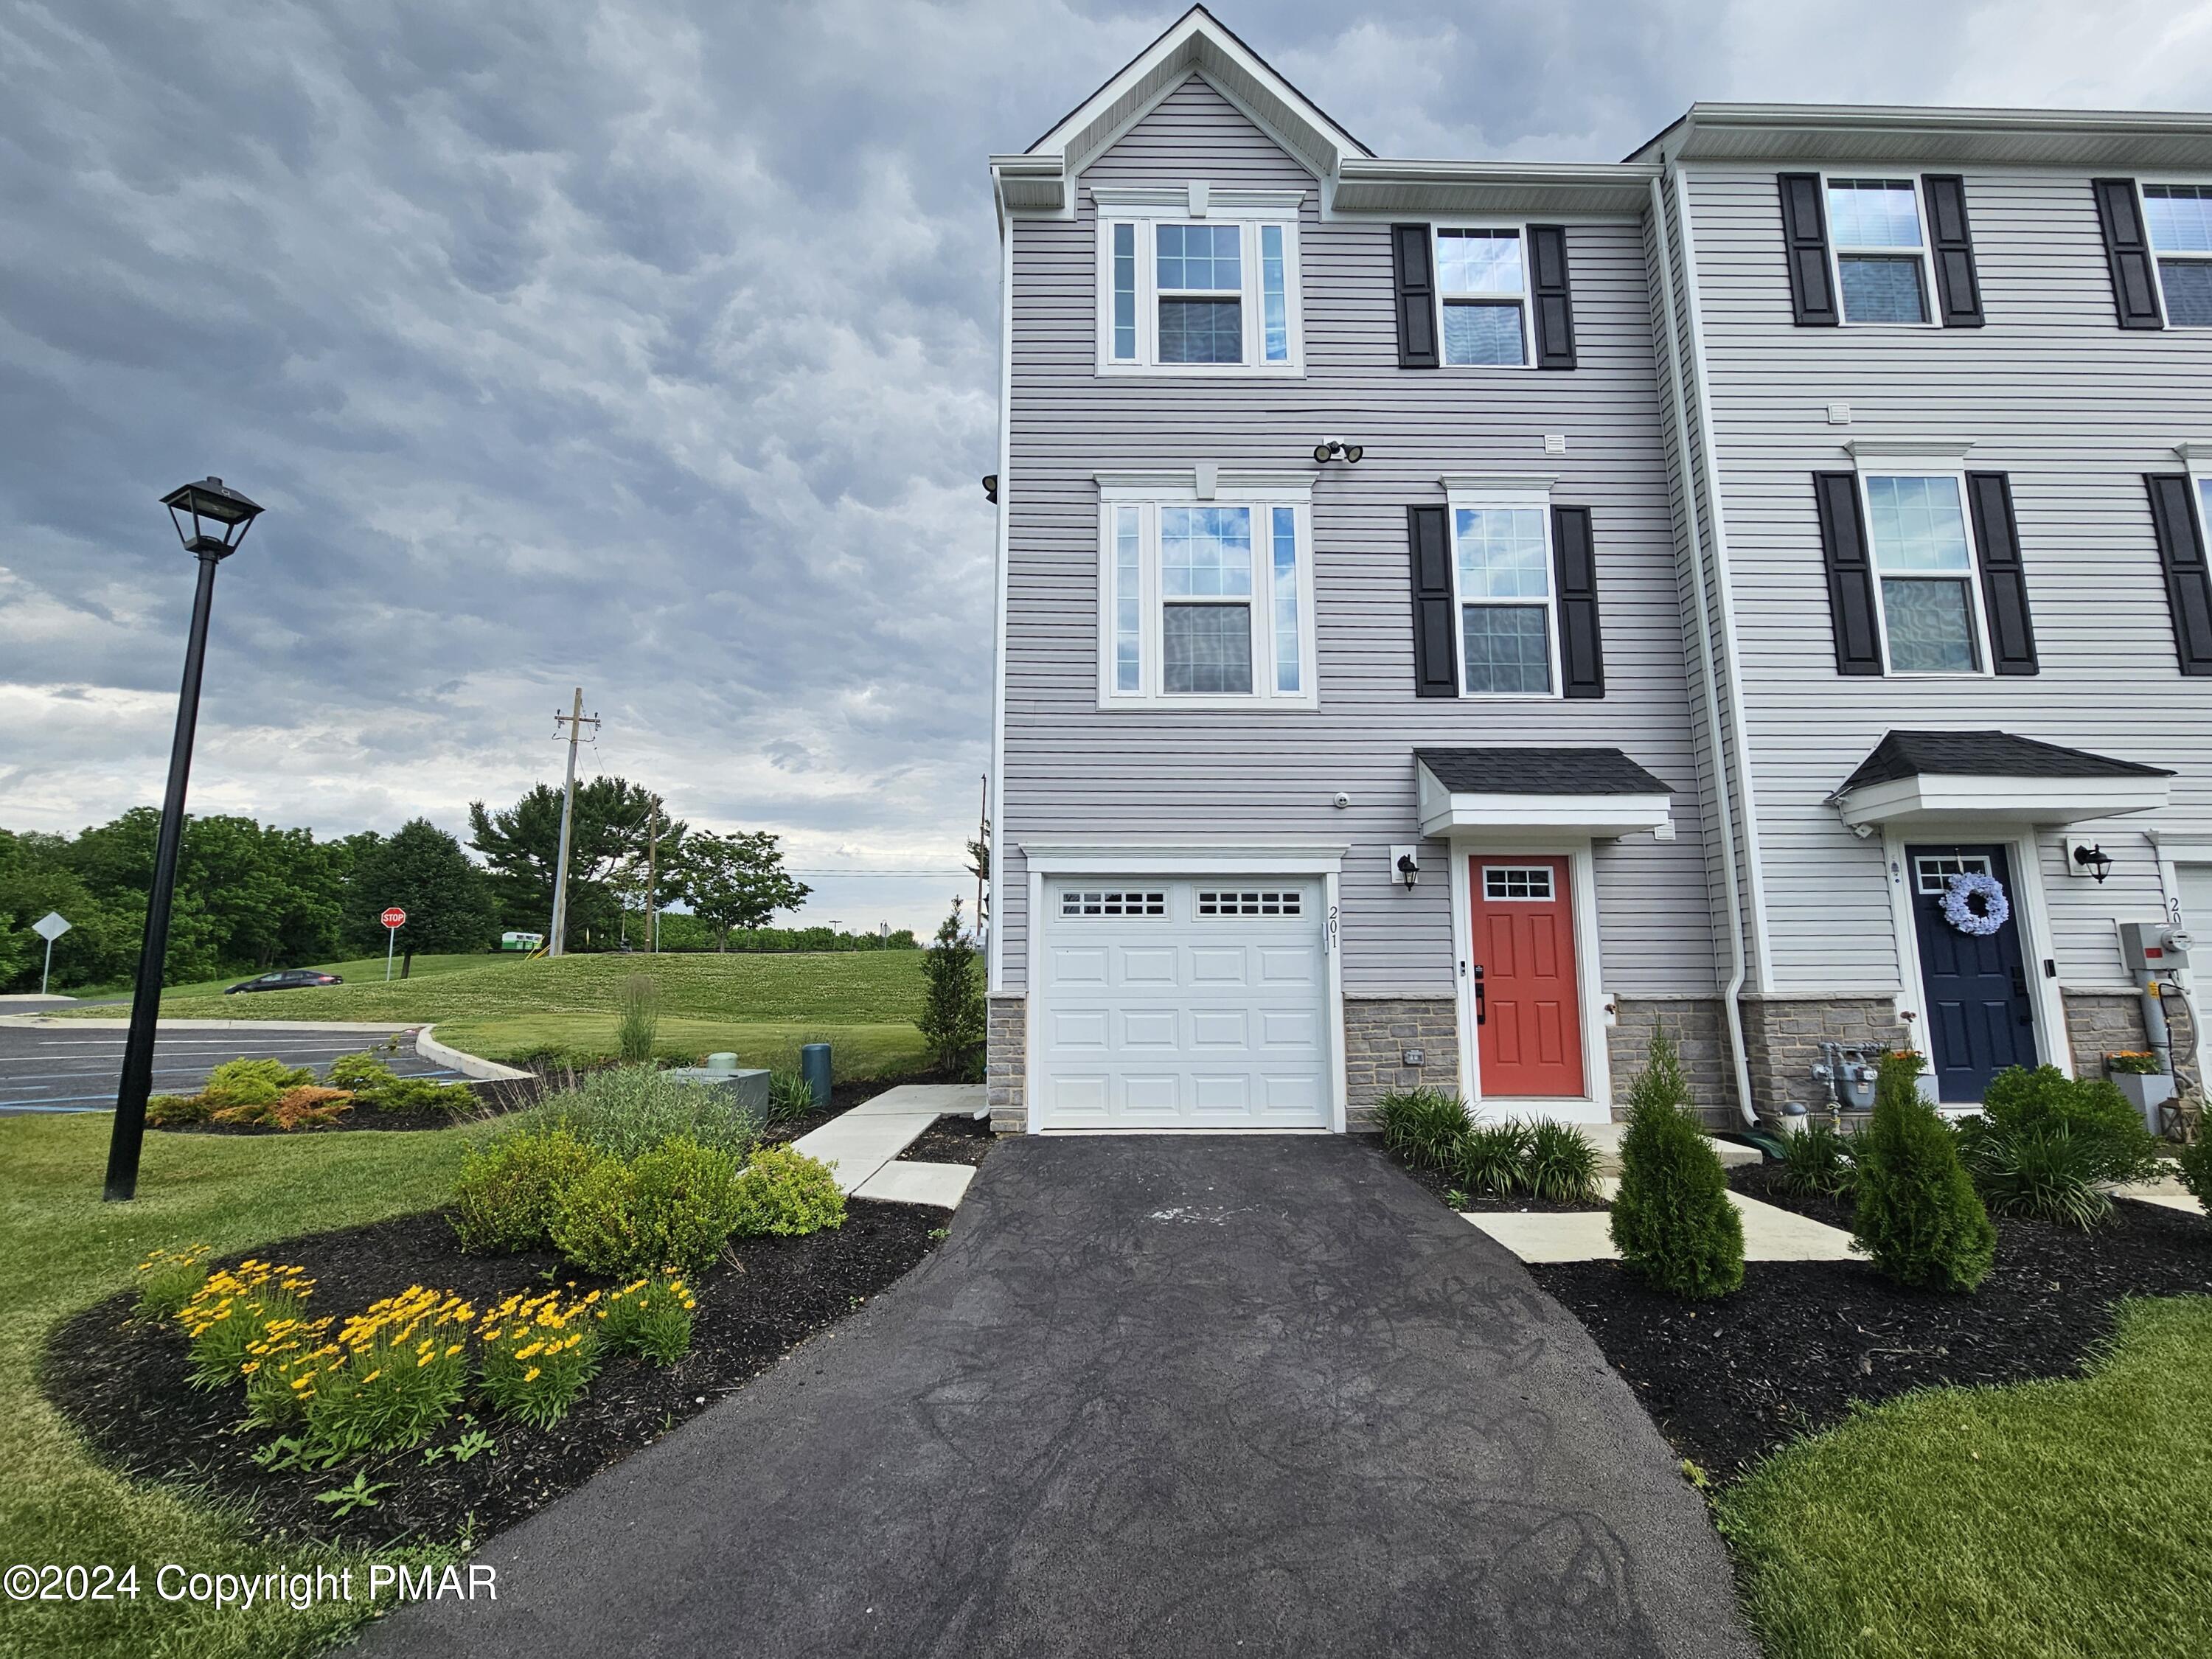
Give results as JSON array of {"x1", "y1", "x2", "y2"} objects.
[
  {"x1": 1719, "y1": 1295, "x2": 2212, "y2": 1659},
  {"x1": 0, "y1": 1112, "x2": 493, "y2": 1659}
]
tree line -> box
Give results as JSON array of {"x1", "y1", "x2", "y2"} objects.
[{"x1": 0, "y1": 776, "x2": 908, "y2": 992}]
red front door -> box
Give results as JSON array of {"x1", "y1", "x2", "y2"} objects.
[{"x1": 1471, "y1": 856, "x2": 1585, "y2": 1098}]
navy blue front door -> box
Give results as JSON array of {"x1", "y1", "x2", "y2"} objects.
[{"x1": 1910, "y1": 844, "x2": 2038, "y2": 1102}]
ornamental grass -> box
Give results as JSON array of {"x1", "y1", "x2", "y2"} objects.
[
  {"x1": 178, "y1": 1260, "x2": 318, "y2": 1391},
  {"x1": 477, "y1": 1289, "x2": 603, "y2": 1426},
  {"x1": 597, "y1": 1273, "x2": 698, "y2": 1364},
  {"x1": 302, "y1": 1285, "x2": 476, "y2": 1455}
]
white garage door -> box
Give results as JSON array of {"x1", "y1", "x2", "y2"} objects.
[{"x1": 1036, "y1": 877, "x2": 1332, "y2": 1130}]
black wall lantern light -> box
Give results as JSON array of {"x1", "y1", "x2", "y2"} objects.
[
  {"x1": 105, "y1": 477, "x2": 265, "y2": 1203},
  {"x1": 1312, "y1": 439, "x2": 1363, "y2": 465},
  {"x1": 2072, "y1": 842, "x2": 2114, "y2": 884}
]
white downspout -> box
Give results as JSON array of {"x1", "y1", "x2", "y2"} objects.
[{"x1": 1651, "y1": 170, "x2": 1757, "y2": 1126}]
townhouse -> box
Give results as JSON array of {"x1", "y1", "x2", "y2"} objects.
[{"x1": 983, "y1": 7, "x2": 2212, "y2": 1134}]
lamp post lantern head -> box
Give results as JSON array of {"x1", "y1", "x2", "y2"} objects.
[{"x1": 161, "y1": 476, "x2": 263, "y2": 558}]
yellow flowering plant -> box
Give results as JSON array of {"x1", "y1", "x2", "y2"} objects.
[
  {"x1": 242, "y1": 1314, "x2": 337, "y2": 1427},
  {"x1": 597, "y1": 1273, "x2": 698, "y2": 1366},
  {"x1": 477, "y1": 1287, "x2": 604, "y2": 1426},
  {"x1": 133, "y1": 1243, "x2": 213, "y2": 1322},
  {"x1": 302, "y1": 1285, "x2": 476, "y2": 1455},
  {"x1": 179, "y1": 1260, "x2": 317, "y2": 1391}
]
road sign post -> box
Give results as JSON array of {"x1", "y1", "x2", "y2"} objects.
[
  {"x1": 381, "y1": 907, "x2": 407, "y2": 981},
  {"x1": 32, "y1": 911, "x2": 71, "y2": 996}
]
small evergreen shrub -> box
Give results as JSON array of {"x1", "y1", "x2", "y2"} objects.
[
  {"x1": 327, "y1": 1051, "x2": 477, "y2": 1116},
  {"x1": 1373, "y1": 1087, "x2": 1471, "y2": 1172},
  {"x1": 616, "y1": 975, "x2": 660, "y2": 1065},
  {"x1": 133, "y1": 1244, "x2": 212, "y2": 1321},
  {"x1": 731, "y1": 1145, "x2": 846, "y2": 1237},
  {"x1": 917, "y1": 900, "x2": 986, "y2": 1081},
  {"x1": 200, "y1": 1057, "x2": 316, "y2": 1110},
  {"x1": 476, "y1": 1289, "x2": 602, "y2": 1427},
  {"x1": 1854, "y1": 1052, "x2": 1994, "y2": 1292},
  {"x1": 1523, "y1": 1120, "x2": 1601, "y2": 1204},
  {"x1": 210, "y1": 1085, "x2": 354, "y2": 1130},
  {"x1": 598, "y1": 1273, "x2": 698, "y2": 1364},
  {"x1": 1778, "y1": 1120, "x2": 1857, "y2": 1199},
  {"x1": 305, "y1": 1286, "x2": 475, "y2": 1455},
  {"x1": 145, "y1": 1093, "x2": 212, "y2": 1127},
  {"x1": 533, "y1": 1065, "x2": 759, "y2": 1161},
  {"x1": 1609, "y1": 1036, "x2": 1744, "y2": 1300},
  {"x1": 1453, "y1": 1123, "x2": 1533, "y2": 1197},
  {"x1": 2172, "y1": 1132, "x2": 2209, "y2": 1209},
  {"x1": 451, "y1": 1128, "x2": 602, "y2": 1255},
  {"x1": 550, "y1": 1138, "x2": 746, "y2": 1274},
  {"x1": 1967, "y1": 1064, "x2": 2163, "y2": 1185}
]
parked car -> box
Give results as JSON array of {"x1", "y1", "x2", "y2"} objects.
[{"x1": 224, "y1": 969, "x2": 344, "y2": 995}]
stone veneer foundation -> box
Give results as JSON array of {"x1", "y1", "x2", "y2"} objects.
[
  {"x1": 2060, "y1": 990, "x2": 2150, "y2": 1075},
  {"x1": 985, "y1": 994, "x2": 1027, "y2": 1135},
  {"x1": 1738, "y1": 993, "x2": 1909, "y2": 1121},
  {"x1": 1342, "y1": 995, "x2": 1460, "y2": 1129},
  {"x1": 1607, "y1": 995, "x2": 1735, "y2": 1126}
]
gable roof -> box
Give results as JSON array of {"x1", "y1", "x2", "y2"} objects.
[{"x1": 1837, "y1": 730, "x2": 2174, "y2": 795}]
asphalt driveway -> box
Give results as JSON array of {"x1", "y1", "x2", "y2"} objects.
[{"x1": 359, "y1": 1135, "x2": 1755, "y2": 1658}]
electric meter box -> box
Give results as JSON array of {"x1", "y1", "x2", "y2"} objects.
[{"x1": 2118, "y1": 922, "x2": 2192, "y2": 974}]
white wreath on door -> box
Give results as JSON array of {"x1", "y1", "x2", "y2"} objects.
[{"x1": 1941, "y1": 870, "x2": 2010, "y2": 937}]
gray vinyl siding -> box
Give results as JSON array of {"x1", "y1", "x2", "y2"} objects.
[
  {"x1": 998, "y1": 75, "x2": 1717, "y2": 996},
  {"x1": 1682, "y1": 164, "x2": 2212, "y2": 991}
]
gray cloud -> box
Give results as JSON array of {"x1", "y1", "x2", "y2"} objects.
[{"x1": 2, "y1": 0, "x2": 2206, "y2": 931}]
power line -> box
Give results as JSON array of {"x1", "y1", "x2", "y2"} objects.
[{"x1": 787, "y1": 869, "x2": 967, "y2": 877}]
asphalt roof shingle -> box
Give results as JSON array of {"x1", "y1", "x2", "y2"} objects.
[
  {"x1": 1415, "y1": 747, "x2": 1673, "y2": 796},
  {"x1": 1838, "y1": 730, "x2": 2174, "y2": 794}
]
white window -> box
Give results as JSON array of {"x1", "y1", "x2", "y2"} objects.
[
  {"x1": 1098, "y1": 490, "x2": 1315, "y2": 708},
  {"x1": 1434, "y1": 226, "x2": 1531, "y2": 366},
  {"x1": 1061, "y1": 889, "x2": 1166, "y2": 917},
  {"x1": 1097, "y1": 209, "x2": 1301, "y2": 374},
  {"x1": 1448, "y1": 494, "x2": 1557, "y2": 697},
  {"x1": 2143, "y1": 184, "x2": 2212, "y2": 327},
  {"x1": 1483, "y1": 866, "x2": 1555, "y2": 900},
  {"x1": 1196, "y1": 889, "x2": 1303, "y2": 917},
  {"x1": 1825, "y1": 178, "x2": 1934, "y2": 326},
  {"x1": 1913, "y1": 853, "x2": 1993, "y2": 895},
  {"x1": 1861, "y1": 473, "x2": 1990, "y2": 675}
]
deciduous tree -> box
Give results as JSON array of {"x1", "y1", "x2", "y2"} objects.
[{"x1": 676, "y1": 830, "x2": 810, "y2": 950}]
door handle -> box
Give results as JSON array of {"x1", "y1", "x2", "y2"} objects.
[
  {"x1": 2010, "y1": 966, "x2": 2033, "y2": 1023},
  {"x1": 1472, "y1": 964, "x2": 1486, "y2": 1026}
]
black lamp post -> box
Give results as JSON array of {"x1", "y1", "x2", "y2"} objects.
[{"x1": 104, "y1": 477, "x2": 264, "y2": 1203}]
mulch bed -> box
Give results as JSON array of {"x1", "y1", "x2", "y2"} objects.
[
  {"x1": 153, "y1": 1078, "x2": 544, "y2": 1138},
  {"x1": 896, "y1": 1113, "x2": 995, "y2": 1166},
  {"x1": 1531, "y1": 1168, "x2": 2212, "y2": 1481},
  {"x1": 1385, "y1": 1145, "x2": 1608, "y2": 1214},
  {"x1": 41, "y1": 1201, "x2": 948, "y2": 1549}
]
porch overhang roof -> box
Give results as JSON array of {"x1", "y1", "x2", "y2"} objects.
[
  {"x1": 1830, "y1": 730, "x2": 2174, "y2": 830},
  {"x1": 1415, "y1": 748, "x2": 1674, "y2": 840}
]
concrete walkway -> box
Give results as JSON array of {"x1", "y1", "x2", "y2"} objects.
[
  {"x1": 791, "y1": 1082, "x2": 985, "y2": 1208},
  {"x1": 1466, "y1": 1179, "x2": 1859, "y2": 1264},
  {"x1": 358, "y1": 1136, "x2": 1754, "y2": 1659}
]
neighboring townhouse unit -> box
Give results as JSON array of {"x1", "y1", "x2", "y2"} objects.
[{"x1": 984, "y1": 7, "x2": 2212, "y2": 1135}]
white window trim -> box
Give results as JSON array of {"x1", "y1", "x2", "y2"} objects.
[
  {"x1": 1430, "y1": 220, "x2": 1537, "y2": 370},
  {"x1": 1093, "y1": 473, "x2": 1318, "y2": 710},
  {"x1": 1856, "y1": 467, "x2": 1995, "y2": 679},
  {"x1": 1094, "y1": 198, "x2": 1305, "y2": 377},
  {"x1": 1821, "y1": 172, "x2": 1939, "y2": 330},
  {"x1": 2178, "y1": 442, "x2": 2212, "y2": 535},
  {"x1": 2140, "y1": 177, "x2": 2212, "y2": 329},
  {"x1": 1444, "y1": 484, "x2": 1562, "y2": 700}
]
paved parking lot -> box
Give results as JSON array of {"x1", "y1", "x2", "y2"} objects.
[{"x1": 0, "y1": 1022, "x2": 449, "y2": 1115}]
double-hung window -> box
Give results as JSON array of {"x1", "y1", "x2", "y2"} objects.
[
  {"x1": 1098, "y1": 482, "x2": 1313, "y2": 707},
  {"x1": 1448, "y1": 494, "x2": 1557, "y2": 696},
  {"x1": 2142, "y1": 184, "x2": 2212, "y2": 327},
  {"x1": 1098, "y1": 200, "x2": 1301, "y2": 373},
  {"x1": 1435, "y1": 227, "x2": 1531, "y2": 366},
  {"x1": 1826, "y1": 178, "x2": 1934, "y2": 325},
  {"x1": 1861, "y1": 473, "x2": 1989, "y2": 674}
]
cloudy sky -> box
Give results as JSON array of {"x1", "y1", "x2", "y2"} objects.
[{"x1": 4, "y1": 0, "x2": 2209, "y2": 933}]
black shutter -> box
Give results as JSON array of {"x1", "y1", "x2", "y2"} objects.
[
  {"x1": 1551, "y1": 505, "x2": 1604, "y2": 698},
  {"x1": 1778, "y1": 173, "x2": 1838, "y2": 327},
  {"x1": 1921, "y1": 175, "x2": 1984, "y2": 327},
  {"x1": 1391, "y1": 223, "x2": 1439, "y2": 369},
  {"x1": 2146, "y1": 474, "x2": 2212, "y2": 675},
  {"x1": 2093, "y1": 179, "x2": 2165, "y2": 330},
  {"x1": 1408, "y1": 505, "x2": 1457, "y2": 696},
  {"x1": 1813, "y1": 473, "x2": 1882, "y2": 675},
  {"x1": 1965, "y1": 472, "x2": 2037, "y2": 675},
  {"x1": 1528, "y1": 225, "x2": 1577, "y2": 369}
]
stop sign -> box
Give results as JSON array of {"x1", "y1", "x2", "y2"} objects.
[{"x1": 380, "y1": 907, "x2": 407, "y2": 930}]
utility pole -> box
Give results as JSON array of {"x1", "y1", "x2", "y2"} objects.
[{"x1": 548, "y1": 686, "x2": 599, "y2": 957}]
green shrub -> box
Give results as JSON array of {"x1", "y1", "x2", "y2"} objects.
[
  {"x1": 917, "y1": 900, "x2": 985, "y2": 1081},
  {"x1": 199, "y1": 1057, "x2": 316, "y2": 1110},
  {"x1": 1609, "y1": 1035, "x2": 1744, "y2": 1300},
  {"x1": 327, "y1": 1051, "x2": 478, "y2": 1116},
  {"x1": 767, "y1": 1068, "x2": 814, "y2": 1121},
  {"x1": 133, "y1": 1244, "x2": 212, "y2": 1321},
  {"x1": 1854, "y1": 1053, "x2": 1994, "y2": 1293},
  {"x1": 305, "y1": 1287, "x2": 474, "y2": 1455},
  {"x1": 1779, "y1": 1120, "x2": 1857, "y2": 1199},
  {"x1": 551, "y1": 1137, "x2": 746, "y2": 1275},
  {"x1": 533, "y1": 1065, "x2": 759, "y2": 1161},
  {"x1": 598, "y1": 1272, "x2": 698, "y2": 1364},
  {"x1": 616, "y1": 974, "x2": 660, "y2": 1065},
  {"x1": 1452, "y1": 1122, "x2": 1531, "y2": 1197},
  {"x1": 1967, "y1": 1065, "x2": 2163, "y2": 1186},
  {"x1": 1524, "y1": 1120, "x2": 1601, "y2": 1203},
  {"x1": 211, "y1": 1085, "x2": 354, "y2": 1130},
  {"x1": 327, "y1": 1051, "x2": 397, "y2": 1095},
  {"x1": 451, "y1": 1128, "x2": 602, "y2": 1255},
  {"x1": 2172, "y1": 1133, "x2": 2210, "y2": 1209},
  {"x1": 476, "y1": 1289, "x2": 602, "y2": 1427},
  {"x1": 1373, "y1": 1087, "x2": 1471, "y2": 1172},
  {"x1": 1969, "y1": 1121, "x2": 2112, "y2": 1230},
  {"x1": 731, "y1": 1144, "x2": 846, "y2": 1237},
  {"x1": 145, "y1": 1093, "x2": 212, "y2": 1127}
]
